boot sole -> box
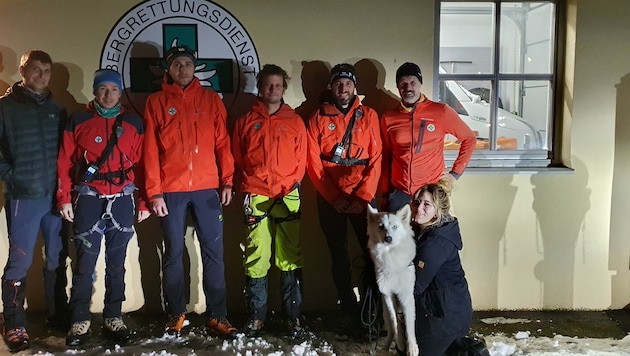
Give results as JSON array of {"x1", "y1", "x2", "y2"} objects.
[{"x1": 7, "y1": 341, "x2": 29, "y2": 353}]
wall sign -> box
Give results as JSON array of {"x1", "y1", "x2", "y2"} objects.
[{"x1": 100, "y1": 0, "x2": 260, "y2": 114}]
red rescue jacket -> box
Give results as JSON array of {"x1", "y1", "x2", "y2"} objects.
[
  {"x1": 380, "y1": 98, "x2": 476, "y2": 196},
  {"x1": 307, "y1": 97, "x2": 382, "y2": 205},
  {"x1": 233, "y1": 99, "x2": 307, "y2": 198},
  {"x1": 142, "y1": 77, "x2": 234, "y2": 201},
  {"x1": 56, "y1": 102, "x2": 144, "y2": 207}
]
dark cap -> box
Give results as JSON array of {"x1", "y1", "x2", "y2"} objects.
[
  {"x1": 396, "y1": 62, "x2": 423, "y2": 84},
  {"x1": 330, "y1": 63, "x2": 357, "y2": 85},
  {"x1": 165, "y1": 46, "x2": 196, "y2": 67}
]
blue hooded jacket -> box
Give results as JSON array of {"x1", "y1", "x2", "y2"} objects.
[{"x1": 413, "y1": 218, "x2": 473, "y2": 340}]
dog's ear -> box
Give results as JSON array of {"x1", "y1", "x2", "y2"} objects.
[
  {"x1": 397, "y1": 204, "x2": 412, "y2": 225},
  {"x1": 367, "y1": 204, "x2": 378, "y2": 221}
]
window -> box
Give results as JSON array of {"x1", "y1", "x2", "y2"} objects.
[{"x1": 436, "y1": 1, "x2": 560, "y2": 168}]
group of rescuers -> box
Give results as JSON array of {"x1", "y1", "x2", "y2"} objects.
[{"x1": 0, "y1": 46, "x2": 478, "y2": 355}]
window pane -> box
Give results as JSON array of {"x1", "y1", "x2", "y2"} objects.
[
  {"x1": 439, "y1": 2, "x2": 495, "y2": 74},
  {"x1": 438, "y1": 79, "x2": 491, "y2": 151},
  {"x1": 500, "y1": 2, "x2": 555, "y2": 74},
  {"x1": 496, "y1": 80, "x2": 551, "y2": 150}
]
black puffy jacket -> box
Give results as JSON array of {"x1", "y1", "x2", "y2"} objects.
[{"x1": 0, "y1": 83, "x2": 66, "y2": 199}]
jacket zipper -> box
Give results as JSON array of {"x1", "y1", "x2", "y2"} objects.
[{"x1": 408, "y1": 110, "x2": 414, "y2": 194}]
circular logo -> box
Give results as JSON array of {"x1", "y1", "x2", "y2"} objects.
[
  {"x1": 99, "y1": 0, "x2": 260, "y2": 117},
  {"x1": 254, "y1": 122, "x2": 262, "y2": 130},
  {"x1": 95, "y1": 136, "x2": 103, "y2": 143},
  {"x1": 168, "y1": 107, "x2": 177, "y2": 115},
  {"x1": 328, "y1": 123, "x2": 336, "y2": 131},
  {"x1": 427, "y1": 123, "x2": 435, "y2": 132}
]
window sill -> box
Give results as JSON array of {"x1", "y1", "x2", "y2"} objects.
[{"x1": 463, "y1": 166, "x2": 574, "y2": 174}]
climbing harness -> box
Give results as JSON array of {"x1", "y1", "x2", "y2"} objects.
[{"x1": 72, "y1": 183, "x2": 136, "y2": 248}]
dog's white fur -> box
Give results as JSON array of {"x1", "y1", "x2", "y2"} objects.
[{"x1": 367, "y1": 204, "x2": 418, "y2": 356}]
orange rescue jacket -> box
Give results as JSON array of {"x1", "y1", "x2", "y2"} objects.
[
  {"x1": 307, "y1": 97, "x2": 382, "y2": 205},
  {"x1": 232, "y1": 99, "x2": 306, "y2": 198},
  {"x1": 142, "y1": 77, "x2": 234, "y2": 201},
  {"x1": 380, "y1": 98, "x2": 476, "y2": 196}
]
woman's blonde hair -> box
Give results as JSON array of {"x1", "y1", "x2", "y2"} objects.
[{"x1": 412, "y1": 180, "x2": 454, "y2": 229}]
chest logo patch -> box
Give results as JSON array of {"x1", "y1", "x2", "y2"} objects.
[
  {"x1": 95, "y1": 136, "x2": 103, "y2": 143},
  {"x1": 418, "y1": 260, "x2": 425, "y2": 269},
  {"x1": 328, "y1": 123, "x2": 336, "y2": 131},
  {"x1": 48, "y1": 114, "x2": 57, "y2": 120},
  {"x1": 427, "y1": 124, "x2": 435, "y2": 132},
  {"x1": 168, "y1": 107, "x2": 177, "y2": 116},
  {"x1": 254, "y1": 122, "x2": 262, "y2": 130}
]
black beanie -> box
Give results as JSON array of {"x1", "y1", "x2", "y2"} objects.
[
  {"x1": 330, "y1": 63, "x2": 357, "y2": 85},
  {"x1": 165, "y1": 46, "x2": 196, "y2": 67},
  {"x1": 396, "y1": 62, "x2": 423, "y2": 84}
]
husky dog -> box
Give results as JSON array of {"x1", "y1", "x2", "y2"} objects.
[{"x1": 367, "y1": 204, "x2": 418, "y2": 356}]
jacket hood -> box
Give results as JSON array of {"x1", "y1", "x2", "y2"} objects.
[
  {"x1": 427, "y1": 219, "x2": 463, "y2": 250},
  {"x1": 319, "y1": 95, "x2": 361, "y2": 117},
  {"x1": 161, "y1": 75, "x2": 201, "y2": 97},
  {"x1": 395, "y1": 94, "x2": 432, "y2": 114},
  {"x1": 251, "y1": 98, "x2": 295, "y2": 118}
]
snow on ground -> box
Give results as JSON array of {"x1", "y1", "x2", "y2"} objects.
[{"x1": 5, "y1": 317, "x2": 630, "y2": 355}]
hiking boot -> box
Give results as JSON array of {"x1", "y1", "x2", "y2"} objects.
[
  {"x1": 207, "y1": 317, "x2": 237, "y2": 339},
  {"x1": 66, "y1": 320, "x2": 91, "y2": 347},
  {"x1": 46, "y1": 313, "x2": 71, "y2": 332},
  {"x1": 2, "y1": 327, "x2": 29, "y2": 352},
  {"x1": 242, "y1": 318, "x2": 264, "y2": 337},
  {"x1": 165, "y1": 313, "x2": 187, "y2": 336},
  {"x1": 286, "y1": 317, "x2": 307, "y2": 340},
  {"x1": 103, "y1": 317, "x2": 131, "y2": 344},
  {"x1": 335, "y1": 314, "x2": 353, "y2": 339}
]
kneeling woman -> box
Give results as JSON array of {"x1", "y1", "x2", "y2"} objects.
[{"x1": 411, "y1": 181, "x2": 473, "y2": 355}]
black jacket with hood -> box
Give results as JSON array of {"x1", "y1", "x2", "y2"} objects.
[
  {"x1": 413, "y1": 218, "x2": 473, "y2": 341},
  {"x1": 0, "y1": 83, "x2": 66, "y2": 200}
]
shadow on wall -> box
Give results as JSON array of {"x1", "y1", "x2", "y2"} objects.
[
  {"x1": 354, "y1": 58, "x2": 399, "y2": 117},
  {"x1": 531, "y1": 156, "x2": 590, "y2": 309},
  {"x1": 608, "y1": 72, "x2": 630, "y2": 309},
  {"x1": 123, "y1": 42, "x2": 162, "y2": 117},
  {"x1": 293, "y1": 60, "x2": 330, "y2": 123},
  {"x1": 0, "y1": 46, "x2": 18, "y2": 95},
  {"x1": 456, "y1": 175, "x2": 517, "y2": 309},
  {"x1": 225, "y1": 64, "x2": 256, "y2": 132},
  {"x1": 49, "y1": 62, "x2": 89, "y2": 117}
]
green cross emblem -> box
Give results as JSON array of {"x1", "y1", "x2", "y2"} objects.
[{"x1": 129, "y1": 24, "x2": 233, "y2": 94}]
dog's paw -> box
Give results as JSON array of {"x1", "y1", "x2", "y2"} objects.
[{"x1": 407, "y1": 340, "x2": 419, "y2": 356}]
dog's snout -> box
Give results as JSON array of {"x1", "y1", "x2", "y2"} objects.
[{"x1": 384, "y1": 235, "x2": 393, "y2": 243}]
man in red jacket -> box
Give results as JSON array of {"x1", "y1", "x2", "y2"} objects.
[
  {"x1": 380, "y1": 62, "x2": 476, "y2": 212},
  {"x1": 142, "y1": 46, "x2": 237, "y2": 338},
  {"x1": 306, "y1": 63, "x2": 382, "y2": 336},
  {"x1": 232, "y1": 64, "x2": 307, "y2": 339},
  {"x1": 57, "y1": 69, "x2": 145, "y2": 346}
]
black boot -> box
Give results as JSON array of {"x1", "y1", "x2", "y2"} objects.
[
  {"x1": 43, "y1": 267, "x2": 70, "y2": 331},
  {"x1": 280, "y1": 269, "x2": 306, "y2": 339},
  {"x1": 243, "y1": 276, "x2": 267, "y2": 337},
  {"x1": 2, "y1": 279, "x2": 29, "y2": 352}
]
